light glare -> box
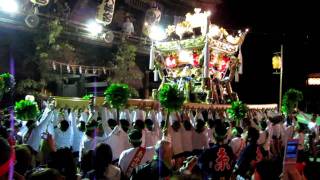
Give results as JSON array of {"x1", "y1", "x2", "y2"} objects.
[
  {"x1": 0, "y1": 0, "x2": 18, "y2": 13},
  {"x1": 86, "y1": 21, "x2": 103, "y2": 36}
]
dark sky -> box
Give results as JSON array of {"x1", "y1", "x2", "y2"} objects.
[{"x1": 211, "y1": 0, "x2": 319, "y2": 110}]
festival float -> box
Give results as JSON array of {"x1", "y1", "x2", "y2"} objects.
[{"x1": 44, "y1": 8, "x2": 278, "y2": 113}]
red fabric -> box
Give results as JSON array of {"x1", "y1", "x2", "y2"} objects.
[
  {"x1": 0, "y1": 147, "x2": 15, "y2": 177},
  {"x1": 296, "y1": 162, "x2": 305, "y2": 172}
]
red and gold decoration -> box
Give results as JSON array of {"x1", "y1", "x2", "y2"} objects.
[{"x1": 149, "y1": 8, "x2": 248, "y2": 104}]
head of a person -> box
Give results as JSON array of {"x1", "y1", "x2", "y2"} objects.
[
  {"x1": 234, "y1": 127, "x2": 243, "y2": 138},
  {"x1": 26, "y1": 120, "x2": 36, "y2": 130},
  {"x1": 260, "y1": 120, "x2": 267, "y2": 131},
  {"x1": 93, "y1": 143, "x2": 113, "y2": 179},
  {"x1": 59, "y1": 120, "x2": 69, "y2": 132},
  {"x1": 247, "y1": 127, "x2": 260, "y2": 144},
  {"x1": 155, "y1": 140, "x2": 172, "y2": 162},
  {"x1": 145, "y1": 118, "x2": 154, "y2": 131},
  {"x1": 80, "y1": 150, "x2": 94, "y2": 175},
  {"x1": 128, "y1": 129, "x2": 142, "y2": 147},
  {"x1": 15, "y1": 144, "x2": 33, "y2": 175},
  {"x1": 26, "y1": 168, "x2": 65, "y2": 180},
  {"x1": 48, "y1": 148, "x2": 76, "y2": 180},
  {"x1": 214, "y1": 122, "x2": 227, "y2": 143},
  {"x1": 77, "y1": 121, "x2": 86, "y2": 132},
  {"x1": 0, "y1": 137, "x2": 12, "y2": 180},
  {"x1": 85, "y1": 121, "x2": 98, "y2": 137},
  {"x1": 160, "y1": 120, "x2": 166, "y2": 129},
  {"x1": 120, "y1": 119, "x2": 130, "y2": 133},
  {"x1": 195, "y1": 120, "x2": 205, "y2": 133},
  {"x1": 133, "y1": 119, "x2": 145, "y2": 131},
  {"x1": 183, "y1": 120, "x2": 192, "y2": 131},
  {"x1": 107, "y1": 118, "x2": 117, "y2": 130},
  {"x1": 171, "y1": 121, "x2": 181, "y2": 132}
]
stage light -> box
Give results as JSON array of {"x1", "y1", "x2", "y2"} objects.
[
  {"x1": 149, "y1": 25, "x2": 166, "y2": 41},
  {"x1": 86, "y1": 21, "x2": 103, "y2": 36},
  {"x1": 0, "y1": 0, "x2": 18, "y2": 13}
]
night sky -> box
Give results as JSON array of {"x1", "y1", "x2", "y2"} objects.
[
  {"x1": 0, "y1": 0, "x2": 319, "y2": 111},
  {"x1": 213, "y1": 0, "x2": 319, "y2": 111}
]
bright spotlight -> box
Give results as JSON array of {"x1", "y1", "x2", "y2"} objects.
[
  {"x1": 149, "y1": 25, "x2": 166, "y2": 41},
  {"x1": 0, "y1": 0, "x2": 18, "y2": 13},
  {"x1": 86, "y1": 21, "x2": 103, "y2": 36}
]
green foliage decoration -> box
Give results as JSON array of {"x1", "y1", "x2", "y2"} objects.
[
  {"x1": 0, "y1": 73, "x2": 15, "y2": 93},
  {"x1": 104, "y1": 83, "x2": 130, "y2": 110},
  {"x1": 158, "y1": 83, "x2": 185, "y2": 113},
  {"x1": 227, "y1": 100, "x2": 248, "y2": 126},
  {"x1": 14, "y1": 100, "x2": 40, "y2": 121},
  {"x1": 282, "y1": 88, "x2": 303, "y2": 115},
  {"x1": 83, "y1": 94, "x2": 94, "y2": 100}
]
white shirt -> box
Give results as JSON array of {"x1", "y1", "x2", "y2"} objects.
[
  {"x1": 257, "y1": 130, "x2": 268, "y2": 145},
  {"x1": 181, "y1": 127, "x2": 193, "y2": 152},
  {"x1": 105, "y1": 165, "x2": 121, "y2": 180},
  {"x1": 54, "y1": 127, "x2": 73, "y2": 149},
  {"x1": 192, "y1": 129, "x2": 209, "y2": 151},
  {"x1": 105, "y1": 126, "x2": 131, "y2": 160},
  {"x1": 207, "y1": 128, "x2": 215, "y2": 145},
  {"x1": 118, "y1": 146, "x2": 154, "y2": 176},
  {"x1": 122, "y1": 21, "x2": 134, "y2": 35},
  {"x1": 72, "y1": 127, "x2": 84, "y2": 152},
  {"x1": 145, "y1": 130, "x2": 159, "y2": 147},
  {"x1": 230, "y1": 137, "x2": 245, "y2": 158},
  {"x1": 26, "y1": 108, "x2": 54, "y2": 151},
  {"x1": 168, "y1": 126, "x2": 184, "y2": 155}
]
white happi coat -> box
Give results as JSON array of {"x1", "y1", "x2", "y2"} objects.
[
  {"x1": 54, "y1": 112, "x2": 74, "y2": 149},
  {"x1": 25, "y1": 108, "x2": 55, "y2": 151},
  {"x1": 192, "y1": 129, "x2": 209, "y2": 151},
  {"x1": 105, "y1": 126, "x2": 131, "y2": 160},
  {"x1": 168, "y1": 126, "x2": 184, "y2": 155},
  {"x1": 230, "y1": 137, "x2": 245, "y2": 158},
  {"x1": 144, "y1": 130, "x2": 160, "y2": 147},
  {"x1": 118, "y1": 146, "x2": 154, "y2": 176},
  {"x1": 181, "y1": 127, "x2": 193, "y2": 153}
]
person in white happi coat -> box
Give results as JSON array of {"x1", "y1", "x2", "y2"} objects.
[
  {"x1": 192, "y1": 111, "x2": 209, "y2": 155},
  {"x1": 132, "y1": 109, "x2": 147, "y2": 147},
  {"x1": 119, "y1": 109, "x2": 132, "y2": 134},
  {"x1": 230, "y1": 126, "x2": 245, "y2": 160},
  {"x1": 118, "y1": 129, "x2": 154, "y2": 178},
  {"x1": 144, "y1": 110, "x2": 160, "y2": 147},
  {"x1": 181, "y1": 111, "x2": 194, "y2": 156},
  {"x1": 105, "y1": 110, "x2": 131, "y2": 162},
  {"x1": 168, "y1": 112, "x2": 184, "y2": 158},
  {"x1": 23, "y1": 107, "x2": 55, "y2": 152},
  {"x1": 71, "y1": 111, "x2": 85, "y2": 157},
  {"x1": 79, "y1": 121, "x2": 105, "y2": 159},
  {"x1": 207, "y1": 111, "x2": 215, "y2": 146},
  {"x1": 54, "y1": 112, "x2": 73, "y2": 149}
]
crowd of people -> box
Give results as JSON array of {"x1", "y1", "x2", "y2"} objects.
[{"x1": 0, "y1": 101, "x2": 319, "y2": 180}]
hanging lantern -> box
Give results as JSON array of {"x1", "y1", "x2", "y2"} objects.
[
  {"x1": 149, "y1": 43, "x2": 155, "y2": 70},
  {"x1": 85, "y1": 69, "x2": 88, "y2": 74},
  {"x1": 79, "y1": 66, "x2": 82, "y2": 74},
  {"x1": 67, "y1": 65, "x2": 71, "y2": 73},
  {"x1": 52, "y1": 61, "x2": 56, "y2": 71},
  {"x1": 272, "y1": 54, "x2": 281, "y2": 70},
  {"x1": 93, "y1": 69, "x2": 97, "y2": 74},
  {"x1": 103, "y1": 67, "x2": 107, "y2": 74},
  {"x1": 154, "y1": 69, "x2": 158, "y2": 82}
]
